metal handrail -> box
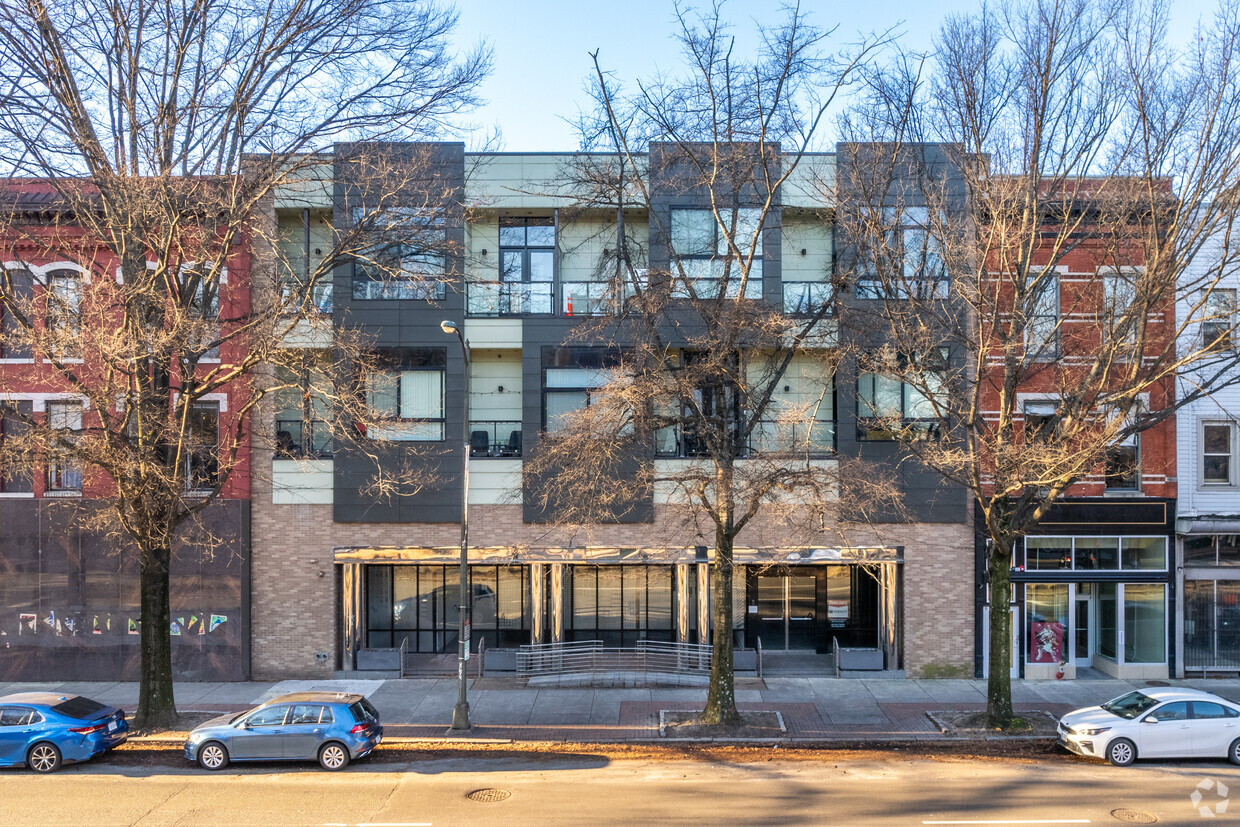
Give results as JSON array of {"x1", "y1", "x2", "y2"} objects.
[{"x1": 516, "y1": 640, "x2": 714, "y2": 680}]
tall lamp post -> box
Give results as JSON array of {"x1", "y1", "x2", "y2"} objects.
[{"x1": 441, "y1": 320, "x2": 471, "y2": 731}]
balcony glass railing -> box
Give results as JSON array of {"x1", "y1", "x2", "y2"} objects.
[
  {"x1": 276, "y1": 418, "x2": 335, "y2": 458},
  {"x1": 467, "y1": 282, "x2": 554, "y2": 316},
  {"x1": 748, "y1": 419, "x2": 836, "y2": 455},
  {"x1": 468, "y1": 420, "x2": 522, "y2": 457},
  {"x1": 280, "y1": 280, "x2": 333, "y2": 315},
  {"x1": 783, "y1": 281, "x2": 834, "y2": 315}
]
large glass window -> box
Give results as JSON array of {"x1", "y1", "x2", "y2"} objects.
[
  {"x1": 857, "y1": 349, "x2": 948, "y2": 441},
  {"x1": 495, "y1": 217, "x2": 555, "y2": 315},
  {"x1": 0, "y1": 401, "x2": 33, "y2": 493},
  {"x1": 669, "y1": 207, "x2": 763, "y2": 298},
  {"x1": 1124, "y1": 583, "x2": 1165, "y2": 664},
  {"x1": 655, "y1": 351, "x2": 741, "y2": 457},
  {"x1": 367, "y1": 564, "x2": 527, "y2": 652},
  {"x1": 541, "y1": 347, "x2": 628, "y2": 435},
  {"x1": 1184, "y1": 580, "x2": 1240, "y2": 670},
  {"x1": 855, "y1": 207, "x2": 948, "y2": 300},
  {"x1": 564, "y1": 565, "x2": 676, "y2": 646},
  {"x1": 1098, "y1": 582, "x2": 1118, "y2": 659},
  {"x1": 363, "y1": 348, "x2": 446, "y2": 441},
  {"x1": 351, "y1": 208, "x2": 447, "y2": 301},
  {"x1": 1027, "y1": 583, "x2": 1069, "y2": 664},
  {"x1": 274, "y1": 355, "x2": 334, "y2": 458},
  {"x1": 1024, "y1": 536, "x2": 1163, "y2": 571}
]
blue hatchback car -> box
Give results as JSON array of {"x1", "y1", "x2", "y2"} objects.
[
  {"x1": 184, "y1": 692, "x2": 382, "y2": 771},
  {"x1": 0, "y1": 692, "x2": 129, "y2": 773}
]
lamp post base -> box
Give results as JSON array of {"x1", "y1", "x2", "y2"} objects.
[{"x1": 450, "y1": 702, "x2": 471, "y2": 731}]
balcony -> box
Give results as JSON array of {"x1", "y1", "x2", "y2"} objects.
[
  {"x1": 469, "y1": 420, "x2": 523, "y2": 457},
  {"x1": 748, "y1": 419, "x2": 836, "y2": 455},
  {"x1": 276, "y1": 419, "x2": 335, "y2": 458},
  {"x1": 467, "y1": 282, "x2": 554, "y2": 316}
]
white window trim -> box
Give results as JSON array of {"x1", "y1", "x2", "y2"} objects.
[{"x1": 1200, "y1": 418, "x2": 1239, "y2": 489}]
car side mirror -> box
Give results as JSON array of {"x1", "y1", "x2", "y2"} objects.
[{"x1": 1144, "y1": 716, "x2": 1159, "y2": 724}]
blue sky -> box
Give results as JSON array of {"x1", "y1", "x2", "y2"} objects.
[{"x1": 450, "y1": 0, "x2": 1222, "y2": 151}]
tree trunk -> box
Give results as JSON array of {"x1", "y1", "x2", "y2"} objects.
[
  {"x1": 985, "y1": 544, "x2": 1015, "y2": 728},
  {"x1": 136, "y1": 541, "x2": 179, "y2": 728},
  {"x1": 701, "y1": 529, "x2": 740, "y2": 726}
]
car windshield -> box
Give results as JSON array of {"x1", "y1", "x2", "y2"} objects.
[
  {"x1": 1101, "y1": 691, "x2": 1161, "y2": 719},
  {"x1": 51, "y1": 697, "x2": 108, "y2": 720}
]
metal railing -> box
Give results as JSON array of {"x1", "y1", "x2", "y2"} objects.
[
  {"x1": 783, "y1": 281, "x2": 834, "y2": 315},
  {"x1": 469, "y1": 420, "x2": 522, "y2": 457},
  {"x1": 516, "y1": 640, "x2": 713, "y2": 685},
  {"x1": 467, "y1": 281, "x2": 554, "y2": 316}
]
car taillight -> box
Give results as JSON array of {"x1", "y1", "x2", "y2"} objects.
[
  {"x1": 69, "y1": 723, "x2": 106, "y2": 734},
  {"x1": 350, "y1": 722, "x2": 371, "y2": 734}
]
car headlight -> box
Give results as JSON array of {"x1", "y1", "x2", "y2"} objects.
[
  {"x1": 187, "y1": 731, "x2": 207, "y2": 743},
  {"x1": 1078, "y1": 726, "x2": 1111, "y2": 736}
]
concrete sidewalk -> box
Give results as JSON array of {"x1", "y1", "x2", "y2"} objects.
[{"x1": 5, "y1": 675, "x2": 1240, "y2": 742}]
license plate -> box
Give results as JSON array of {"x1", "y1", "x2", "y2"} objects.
[{"x1": 108, "y1": 720, "x2": 118, "y2": 732}]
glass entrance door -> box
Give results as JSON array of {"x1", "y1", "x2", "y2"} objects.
[
  {"x1": 1074, "y1": 584, "x2": 1093, "y2": 668},
  {"x1": 755, "y1": 574, "x2": 818, "y2": 651}
]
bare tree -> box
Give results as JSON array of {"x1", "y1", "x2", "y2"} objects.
[
  {"x1": 523, "y1": 2, "x2": 892, "y2": 726},
  {"x1": 0, "y1": 0, "x2": 488, "y2": 726},
  {"x1": 837, "y1": 0, "x2": 1240, "y2": 725}
]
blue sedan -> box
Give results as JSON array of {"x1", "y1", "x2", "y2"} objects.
[
  {"x1": 0, "y1": 693, "x2": 129, "y2": 772},
  {"x1": 184, "y1": 692, "x2": 382, "y2": 771}
]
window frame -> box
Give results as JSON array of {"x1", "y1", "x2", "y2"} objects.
[
  {"x1": 45, "y1": 269, "x2": 83, "y2": 359},
  {"x1": 856, "y1": 348, "x2": 949, "y2": 441},
  {"x1": 350, "y1": 207, "x2": 449, "y2": 302},
  {"x1": 363, "y1": 348, "x2": 447, "y2": 442},
  {"x1": 1024, "y1": 271, "x2": 1061, "y2": 360},
  {"x1": 854, "y1": 207, "x2": 950, "y2": 300},
  {"x1": 1201, "y1": 420, "x2": 1238, "y2": 488},
  {"x1": 1202, "y1": 288, "x2": 1237, "y2": 352},
  {"x1": 185, "y1": 400, "x2": 221, "y2": 492},
  {"x1": 45, "y1": 399, "x2": 83, "y2": 493},
  {"x1": 668, "y1": 207, "x2": 764, "y2": 299}
]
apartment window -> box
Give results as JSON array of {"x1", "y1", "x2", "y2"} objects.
[
  {"x1": 46, "y1": 401, "x2": 82, "y2": 493},
  {"x1": 654, "y1": 350, "x2": 741, "y2": 457},
  {"x1": 541, "y1": 347, "x2": 625, "y2": 433},
  {"x1": 185, "y1": 401, "x2": 220, "y2": 491},
  {"x1": 1203, "y1": 422, "x2": 1236, "y2": 486},
  {"x1": 274, "y1": 356, "x2": 334, "y2": 458},
  {"x1": 0, "y1": 269, "x2": 34, "y2": 359},
  {"x1": 496, "y1": 217, "x2": 555, "y2": 314},
  {"x1": 855, "y1": 207, "x2": 948, "y2": 300},
  {"x1": 669, "y1": 207, "x2": 763, "y2": 298},
  {"x1": 856, "y1": 349, "x2": 948, "y2": 441},
  {"x1": 351, "y1": 208, "x2": 447, "y2": 301},
  {"x1": 0, "y1": 402, "x2": 33, "y2": 493},
  {"x1": 1104, "y1": 429, "x2": 1140, "y2": 491},
  {"x1": 1024, "y1": 400, "x2": 1060, "y2": 442},
  {"x1": 1203, "y1": 288, "x2": 1236, "y2": 352},
  {"x1": 188, "y1": 273, "x2": 220, "y2": 360},
  {"x1": 46, "y1": 270, "x2": 82, "y2": 359},
  {"x1": 1025, "y1": 272, "x2": 1059, "y2": 359},
  {"x1": 363, "y1": 348, "x2": 446, "y2": 441},
  {"x1": 1102, "y1": 271, "x2": 1138, "y2": 353}
]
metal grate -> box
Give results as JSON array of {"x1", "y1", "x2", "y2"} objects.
[{"x1": 466, "y1": 789, "x2": 512, "y2": 803}]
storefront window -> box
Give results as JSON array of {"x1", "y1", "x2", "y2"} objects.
[
  {"x1": 1185, "y1": 536, "x2": 1218, "y2": 567},
  {"x1": 1073, "y1": 537, "x2": 1118, "y2": 570},
  {"x1": 1121, "y1": 538, "x2": 1166, "y2": 570},
  {"x1": 1026, "y1": 538, "x2": 1072, "y2": 570},
  {"x1": 1098, "y1": 582, "x2": 1118, "y2": 659},
  {"x1": 1123, "y1": 583, "x2": 1165, "y2": 664},
  {"x1": 1221, "y1": 535, "x2": 1240, "y2": 566},
  {"x1": 1027, "y1": 583, "x2": 1069, "y2": 664}
]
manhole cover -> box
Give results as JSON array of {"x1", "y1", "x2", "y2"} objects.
[
  {"x1": 466, "y1": 789, "x2": 512, "y2": 803},
  {"x1": 1110, "y1": 809, "x2": 1157, "y2": 824},
  {"x1": 1143, "y1": 680, "x2": 1171, "y2": 688}
]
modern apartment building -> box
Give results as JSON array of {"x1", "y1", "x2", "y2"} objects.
[{"x1": 252, "y1": 142, "x2": 975, "y2": 681}]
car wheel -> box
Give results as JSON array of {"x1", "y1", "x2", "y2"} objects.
[
  {"x1": 1106, "y1": 738, "x2": 1137, "y2": 766},
  {"x1": 197, "y1": 741, "x2": 230, "y2": 771},
  {"x1": 1229, "y1": 737, "x2": 1240, "y2": 766},
  {"x1": 318, "y1": 742, "x2": 350, "y2": 771},
  {"x1": 27, "y1": 742, "x2": 62, "y2": 773}
]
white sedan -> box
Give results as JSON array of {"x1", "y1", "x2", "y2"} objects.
[{"x1": 1058, "y1": 687, "x2": 1240, "y2": 766}]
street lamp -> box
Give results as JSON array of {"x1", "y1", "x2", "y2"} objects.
[{"x1": 441, "y1": 319, "x2": 471, "y2": 731}]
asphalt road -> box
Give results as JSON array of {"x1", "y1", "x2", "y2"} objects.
[{"x1": 1, "y1": 753, "x2": 1238, "y2": 826}]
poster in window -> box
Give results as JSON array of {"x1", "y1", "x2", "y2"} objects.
[{"x1": 1030, "y1": 620, "x2": 1064, "y2": 663}]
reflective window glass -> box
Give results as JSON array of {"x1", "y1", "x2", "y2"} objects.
[
  {"x1": 1185, "y1": 536, "x2": 1218, "y2": 567},
  {"x1": 1192, "y1": 701, "x2": 1233, "y2": 719},
  {"x1": 1151, "y1": 701, "x2": 1187, "y2": 721},
  {"x1": 248, "y1": 706, "x2": 288, "y2": 727},
  {"x1": 1121, "y1": 538, "x2": 1166, "y2": 570},
  {"x1": 1124, "y1": 583, "x2": 1166, "y2": 664}
]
